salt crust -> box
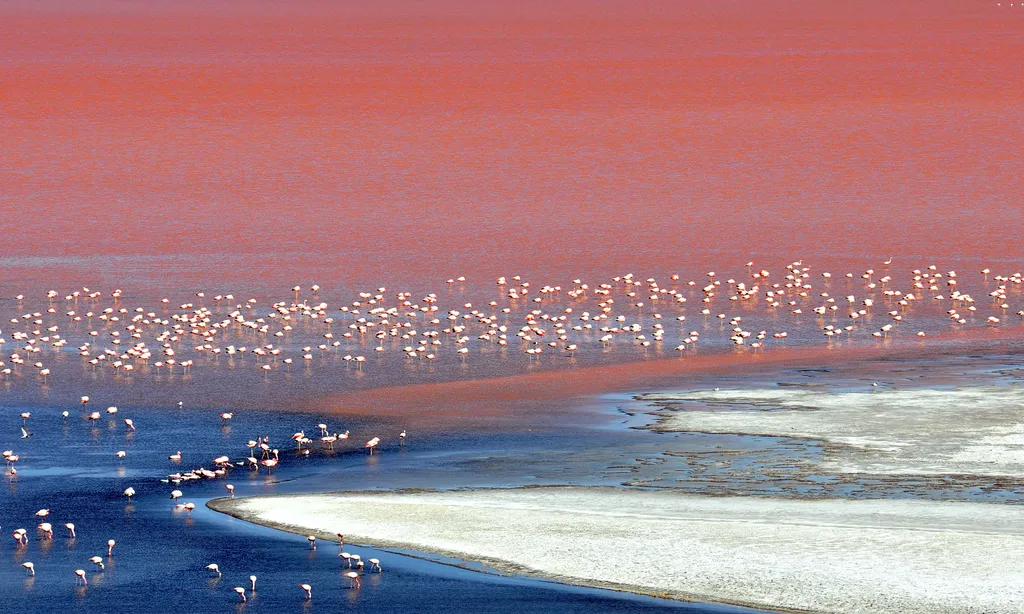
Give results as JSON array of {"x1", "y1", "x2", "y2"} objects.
[
  {"x1": 649, "y1": 388, "x2": 1024, "y2": 476},
  {"x1": 228, "y1": 487, "x2": 1024, "y2": 613}
]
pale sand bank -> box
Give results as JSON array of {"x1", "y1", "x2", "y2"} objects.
[
  {"x1": 209, "y1": 487, "x2": 1024, "y2": 613},
  {"x1": 647, "y1": 387, "x2": 1024, "y2": 476}
]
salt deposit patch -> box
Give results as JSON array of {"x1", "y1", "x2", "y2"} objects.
[
  {"x1": 648, "y1": 387, "x2": 1024, "y2": 476},
  {"x1": 224, "y1": 488, "x2": 1024, "y2": 614}
]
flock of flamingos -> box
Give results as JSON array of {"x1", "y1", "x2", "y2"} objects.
[
  {"x1": 2, "y1": 259, "x2": 1023, "y2": 599},
  {"x1": 0, "y1": 261, "x2": 1020, "y2": 387},
  {"x1": 6, "y1": 399, "x2": 394, "y2": 601}
]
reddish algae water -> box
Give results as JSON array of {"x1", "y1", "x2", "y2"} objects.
[{"x1": 0, "y1": 0, "x2": 1021, "y2": 414}]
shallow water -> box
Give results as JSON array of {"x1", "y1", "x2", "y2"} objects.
[
  {"x1": 0, "y1": 400, "x2": 768, "y2": 612},
  {"x1": 4, "y1": 343, "x2": 1024, "y2": 611},
  {"x1": 639, "y1": 353, "x2": 1024, "y2": 499},
  {"x1": 4, "y1": 352, "x2": 1023, "y2": 611}
]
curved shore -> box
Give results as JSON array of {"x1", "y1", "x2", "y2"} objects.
[
  {"x1": 325, "y1": 335, "x2": 1023, "y2": 423},
  {"x1": 207, "y1": 486, "x2": 1024, "y2": 614}
]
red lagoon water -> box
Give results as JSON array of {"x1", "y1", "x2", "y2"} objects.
[
  {"x1": 0, "y1": 0, "x2": 1021, "y2": 296},
  {"x1": 0, "y1": 1, "x2": 1021, "y2": 420}
]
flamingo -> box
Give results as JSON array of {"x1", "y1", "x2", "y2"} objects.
[
  {"x1": 299, "y1": 583, "x2": 312, "y2": 600},
  {"x1": 3, "y1": 451, "x2": 19, "y2": 469},
  {"x1": 345, "y1": 571, "x2": 361, "y2": 588},
  {"x1": 124, "y1": 418, "x2": 135, "y2": 431},
  {"x1": 225, "y1": 484, "x2": 235, "y2": 498},
  {"x1": 168, "y1": 451, "x2": 182, "y2": 461},
  {"x1": 206, "y1": 563, "x2": 222, "y2": 577},
  {"x1": 22, "y1": 562, "x2": 35, "y2": 576},
  {"x1": 89, "y1": 556, "x2": 105, "y2": 570},
  {"x1": 365, "y1": 437, "x2": 380, "y2": 454},
  {"x1": 124, "y1": 487, "x2": 136, "y2": 500},
  {"x1": 233, "y1": 587, "x2": 247, "y2": 603},
  {"x1": 369, "y1": 557, "x2": 382, "y2": 572},
  {"x1": 74, "y1": 569, "x2": 88, "y2": 585},
  {"x1": 250, "y1": 575, "x2": 257, "y2": 591},
  {"x1": 65, "y1": 523, "x2": 76, "y2": 538},
  {"x1": 107, "y1": 539, "x2": 116, "y2": 556},
  {"x1": 212, "y1": 455, "x2": 231, "y2": 467},
  {"x1": 12, "y1": 528, "x2": 28, "y2": 545},
  {"x1": 307, "y1": 535, "x2": 317, "y2": 550}
]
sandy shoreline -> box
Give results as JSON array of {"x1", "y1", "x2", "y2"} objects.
[
  {"x1": 208, "y1": 486, "x2": 1024, "y2": 614},
  {"x1": 324, "y1": 335, "x2": 1022, "y2": 422},
  {"x1": 207, "y1": 489, "x2": 789, "y2": 612},
  {"x1": 645, "y1": 386, "x2": 1024, "y2": 477}
]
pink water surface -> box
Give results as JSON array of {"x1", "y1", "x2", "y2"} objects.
[
  {"x1": 0, "y1": 1, "x2": 1021, "y2": 413},
  {"x1": 2, "y1": 1, "x2": 1020, "y2": 290}
]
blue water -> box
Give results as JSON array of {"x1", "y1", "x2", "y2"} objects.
[{"x1": 0, "y1": 402, "x2": 767, "y2": 613}]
